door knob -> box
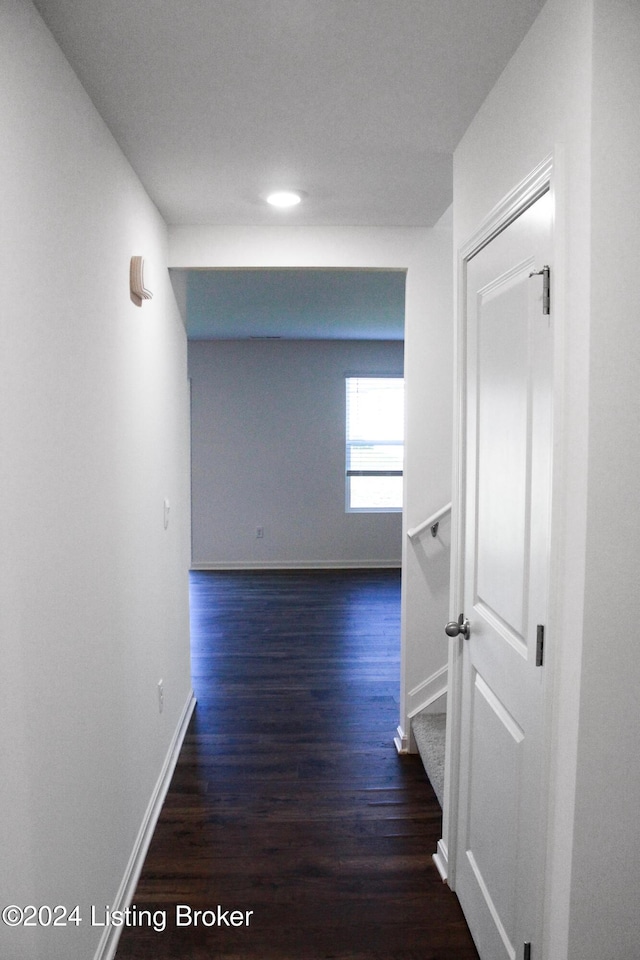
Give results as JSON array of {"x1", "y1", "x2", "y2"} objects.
[{"x1": 445, "y1": 614, "x2": 470, "y2": 640}]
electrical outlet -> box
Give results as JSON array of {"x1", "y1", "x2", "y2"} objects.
[
  {"x1": 157, "y1": 679, "x2": 164, "y2": 714},
  {"x1": 256, "y1": 526, "x2": 264, "y2": 539}
]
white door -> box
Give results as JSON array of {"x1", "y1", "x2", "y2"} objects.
[{"x1": 454, "y1": 191, "x2": 553, "y2": 960}]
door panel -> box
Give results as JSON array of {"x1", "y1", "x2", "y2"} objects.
[
  {"x1": 476, "y1": 267, "x2": 530, "y2": 645},
  {"x1": 455, "y1": 191, "x2": 553, "y2": 960},
  {"x1": 466, "y1": 670, "x2": 524, "y2": 957}
]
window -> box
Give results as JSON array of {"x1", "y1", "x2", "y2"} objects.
[{"x1": 345, "y1": 376, "x2": 404, "y2": 512}]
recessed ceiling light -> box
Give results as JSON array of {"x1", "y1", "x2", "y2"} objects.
[{"x1": 265, "y1": 190, "x2": 304, "y2": 208}]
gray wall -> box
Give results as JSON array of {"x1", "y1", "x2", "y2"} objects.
[
  {"x1": 1, "y1": 3, "x2": 192, "y2": 957},
  {"x1": 189, "y1": 338, "x2": 404, "y2": 567}
]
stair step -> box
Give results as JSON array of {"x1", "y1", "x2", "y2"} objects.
[{"x1": 410, "y1": 711, "x2": 446, "y2": 807}]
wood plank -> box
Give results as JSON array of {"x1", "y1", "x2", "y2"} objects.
[{"x1": 115, "y1": 569, "x2": 478, "y2": 960}]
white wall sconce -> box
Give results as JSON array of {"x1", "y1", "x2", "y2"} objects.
[{"x1": 130, "y1": 256, "x2": 153, "y2": 307}]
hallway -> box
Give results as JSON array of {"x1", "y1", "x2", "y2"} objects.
[{"x1": 115, "y1": 569, "x2": 478, "y2": 959}]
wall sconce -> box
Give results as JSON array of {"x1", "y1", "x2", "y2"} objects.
[{"x1": 130, "y1": 256, "x2": 153, "y2": 307}]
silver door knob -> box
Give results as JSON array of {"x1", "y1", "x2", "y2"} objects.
[{"x1": 445, "y1": 615, "x2": 470, "y2": 640}]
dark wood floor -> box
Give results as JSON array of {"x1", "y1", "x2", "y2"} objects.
[{"x1": 115, "y1": 569, "x2": 479, "y2": 960}]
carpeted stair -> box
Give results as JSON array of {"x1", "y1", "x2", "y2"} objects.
[{"x1": 410, "y1": 711, "x2": 446, "y2": 807}]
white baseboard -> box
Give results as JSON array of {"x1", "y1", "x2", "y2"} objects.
[
  {"x1": 93, "y1": 689, "x2": 197, "y2": 960},
  {"x1": 407, "y1": 664, "x2": 448, "y2": 720},
  {"x1": 394, "y1": 724, "x2": 409, "y2": 754},
  {"x1": 433, "y1": 838, "x2": 449, "y2": 882},
  {"x1": 191, "y1": 559, "x2": 401, "y2": 570}
]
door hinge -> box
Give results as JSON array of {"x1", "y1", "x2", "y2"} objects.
[
  {"x1": 529, "y1": 264, "x2": 550, "y2": 315},
  {"x1": 536, "y1": 625, "x2": 545, "y2": 667},
  {"x1": 524, "y1": 942, "x2": 532, "y2": 960}
]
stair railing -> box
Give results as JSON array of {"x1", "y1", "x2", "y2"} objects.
[{"x1": 406, "y1": 501, "x2": 452, "y2": 540}]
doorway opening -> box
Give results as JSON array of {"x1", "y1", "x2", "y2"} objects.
[{"x1": 180, "y1": 267, "x2": 406, "y2": 573}]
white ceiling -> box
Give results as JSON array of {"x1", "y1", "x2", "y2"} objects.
[
  {"x1": 33, "y1": 0, "x2": 543, "y2": 338},
  {"x1": 33, "y1": 0, "x2": 544, "y2": 228}
]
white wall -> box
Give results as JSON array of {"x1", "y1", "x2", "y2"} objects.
[
  {"x1": 399, "y1": 209, "x2": 453, "y2": 737},
  {"x1": 0, "y1": 3, "x2": 192, "y2": 958},
  {"x1": 453, "y1": 0, "x2": 640, "y2": 956},
  {"x1": 569, "y1": 3, "x2": 640, "y2": 957},
  {"x1": 189, "y1": 338, "x2": 404, "y2": 567}
]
